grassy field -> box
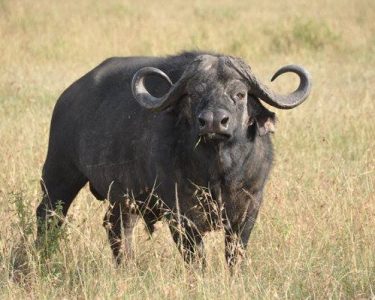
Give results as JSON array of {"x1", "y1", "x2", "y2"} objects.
[{"x1": 0, "y1": 0, "x2": 374, "y2": 298}]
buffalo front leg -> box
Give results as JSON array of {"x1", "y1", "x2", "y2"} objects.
[
  {"x1": 103, "y1": 201, "x2": 138, "y2": 265},
  {"x1": 122, "y1": 211, "x2": 138, "y2": 260},
  {"x1": 224, "y1": 192, "x2": 263, "y2": 268},
  {"x1": 224, "y1": 231, "x2": 245, "y2": 269},
  {"x1": 169, "y1": 219, "x2": 206, "y2": 268}
]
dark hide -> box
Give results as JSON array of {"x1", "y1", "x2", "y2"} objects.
[{"x1": 36, "y1": 52, "x2": 284, "y2": 268}]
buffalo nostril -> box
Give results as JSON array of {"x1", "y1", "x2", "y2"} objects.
[
  {"x1": 198, "y1": 117, "x2": 206, "y2": 128},
  {"x1": 221, "y1": 117, "x2": 229, "y2": 127}
]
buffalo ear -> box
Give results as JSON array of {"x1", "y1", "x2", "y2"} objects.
[
  {"x1": 248, "y1": 95, "x2": 276, "y2": 136},
  {"x1": 256, "y1": 110, "x2": 276, "y2": 136}
]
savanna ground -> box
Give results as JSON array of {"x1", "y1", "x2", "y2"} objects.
[{"x1": 0, "y1": 0, "x2": 374, "y2": 298}]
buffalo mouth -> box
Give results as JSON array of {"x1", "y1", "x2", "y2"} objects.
[{"x1": 199, "y1": 132, "x2": 231, "y2": 141}]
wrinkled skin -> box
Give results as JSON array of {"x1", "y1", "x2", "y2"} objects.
[{"x1": 36, "y1": 52, "x2": 309, "y2": 268}]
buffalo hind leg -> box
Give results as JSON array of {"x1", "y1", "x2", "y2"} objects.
[
  {"x1": 103, "y1": 201, "x2": 138, "y2": 265},
  {"x1": 36, "y1": 163, "x2": 87, "y2": 254}
]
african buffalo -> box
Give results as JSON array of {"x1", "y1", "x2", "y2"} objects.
[{"x1": 36, "y1": 52, "x2": 311, "y2": 267}]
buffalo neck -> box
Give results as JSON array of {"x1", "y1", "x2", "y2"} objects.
[{"x1": 174, "y1": 127, "x2": 273, "y2": 192}]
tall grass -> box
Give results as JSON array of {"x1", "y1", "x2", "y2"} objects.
[{"x1": 0, "y1": 0, "x2": 374, "y2": 298}]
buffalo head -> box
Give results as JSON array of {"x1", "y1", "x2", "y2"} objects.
[{"x1": 131, "y1": 55, "x2": 312, "y2": 141}]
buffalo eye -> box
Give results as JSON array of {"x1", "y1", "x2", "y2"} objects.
[{"x1": 234, "y1": 92, "x2": 246, "y2": 101}]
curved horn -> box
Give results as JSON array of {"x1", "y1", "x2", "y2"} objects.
[
  {"x1": 255, "y1": 64, "x2": 312, "y2": 109},
  {"x1": 227, "y1": 58, "x2": 312, "y2": 109},
  {"x1": 131, "y1": 67, "x2": 187, "y2": 111}
]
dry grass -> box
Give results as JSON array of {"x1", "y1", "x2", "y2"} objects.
[{"x1": 0, "y1": 0, "x2": 374, "y2": 298}]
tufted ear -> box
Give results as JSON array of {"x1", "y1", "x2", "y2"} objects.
[{"x1": 255, "y1": 109, "x2": 276, "y2": 136}]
